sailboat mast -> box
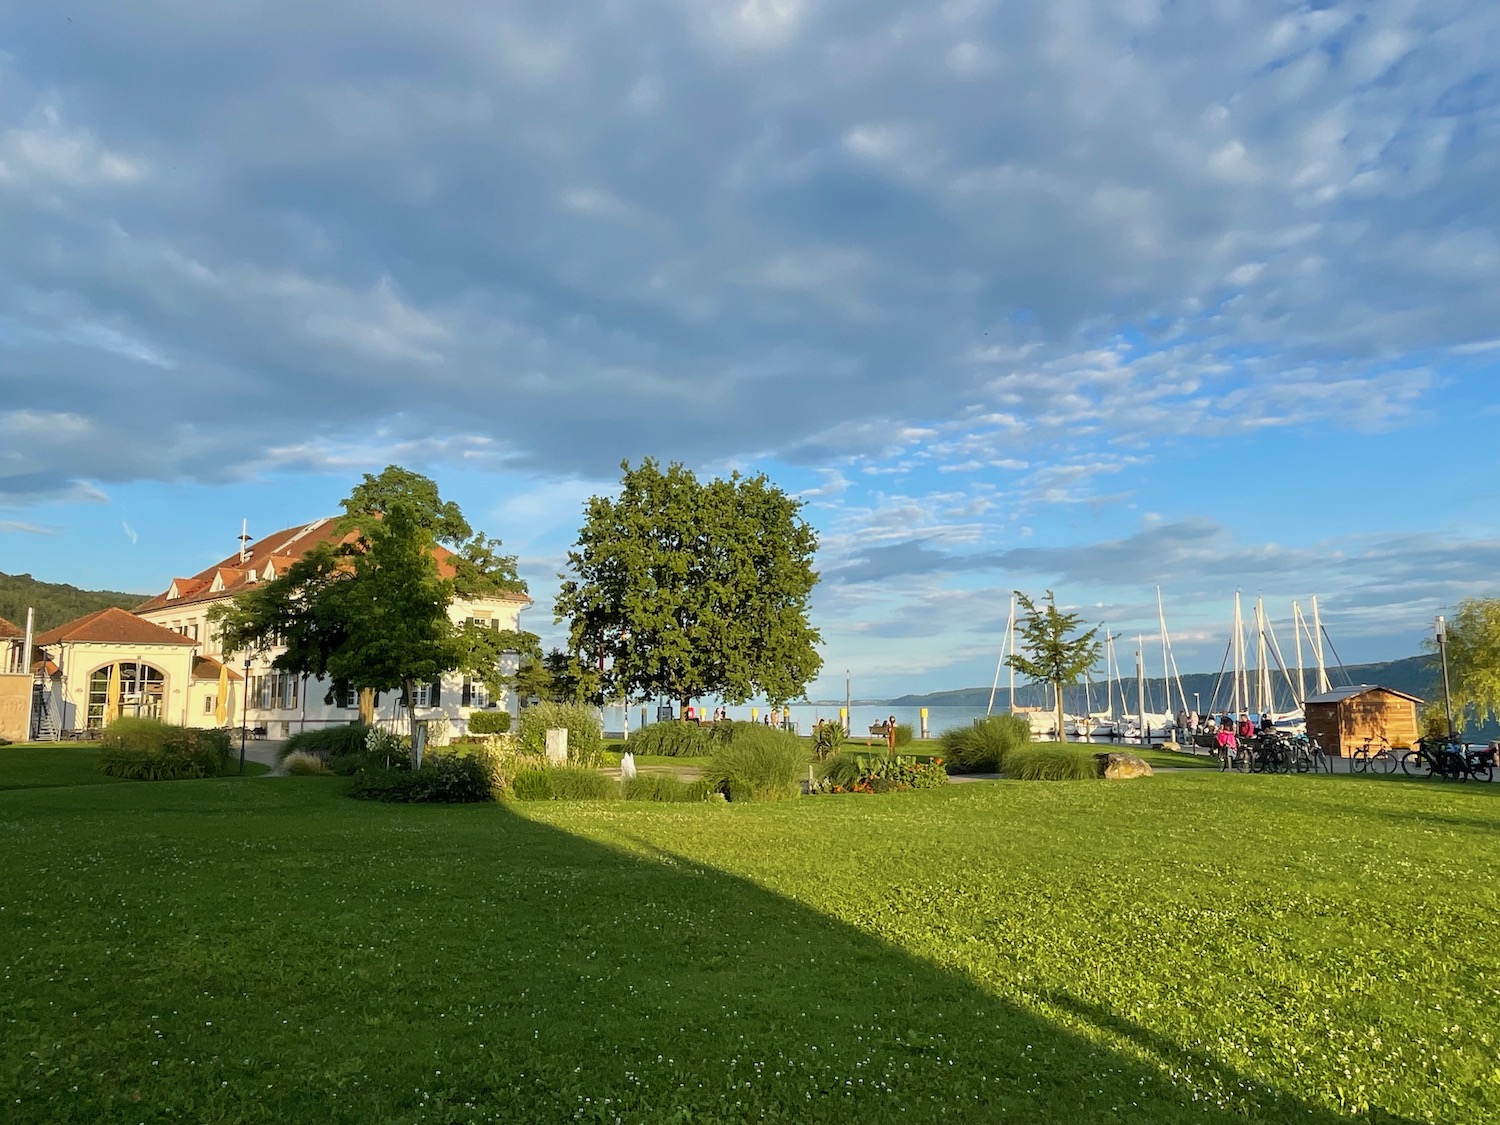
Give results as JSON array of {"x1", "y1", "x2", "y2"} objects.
[
  {"x1": 1293, "y1": 601, "x2": 1306, "y2": 706},
  {"x1": 1156, "y1": 587, "x2": 1173, "y2": 715},
  {"x1": 1232, "y1": 594, "x2": 1243, "y2": 716},
  {"x1": 1104, "y1": 629, "x2": 1117, "y2": 720},
  {"x1": 1255, "y1": 597, "x2": 1268, "y2": 714},
  {"x1": 987, "y1": 594, "x2": 1015, "y2": 716},
  {"x1": 1311, "y1": 596, "x2": 1330, "y2": 694},
  {"x1": 1009, "y1": 595, "x2": 1017, "y2": 711},
  {"x1": 1136, "y1": 643, "x2": 1147, "y2": 740}
]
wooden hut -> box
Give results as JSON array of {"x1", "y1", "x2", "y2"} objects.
[{"x1": 1303, "y1": 685, "x2": 1423, "y2": 757}]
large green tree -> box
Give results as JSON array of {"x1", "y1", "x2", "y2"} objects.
[
  {"x1": 1425, "y1": 597, "x2": 1500, "y2": 731},
  {"x1": 1006, "y1": 590, "x2": 1102, "y2": 744},
  {"x1": 212, "y1": 466, "x2": 535, "y2": 764},
  {"x1": 555, "y1": 459, "x2": 822, "y2": 713}
]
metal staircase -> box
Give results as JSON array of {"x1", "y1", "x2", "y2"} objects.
[{"x1": 32, "y1": 680, "x2": 59, "y2": 741}]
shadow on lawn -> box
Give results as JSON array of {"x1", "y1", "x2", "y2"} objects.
[
  {"x1": 417, "y1": 805, "x2": 1419, "y2": 1125},
  {"x1": 1, "y1": 784, "x2": 1424, "y2": 1125}
]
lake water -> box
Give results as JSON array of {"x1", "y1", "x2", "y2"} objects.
[{"x1": 601, "y1": 703, "x2": 1160, "y2": 742}]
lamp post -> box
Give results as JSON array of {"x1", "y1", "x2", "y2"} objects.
[
  {"x1": 1193, "y1": 692, "x2": 1200, "y2": 718},
  {"x1": 240, "y1": 655, "x2": 251, "y2": 775},
  {"x1": 1435, "y1": 615, "x2": 1456, "y2": 741}
]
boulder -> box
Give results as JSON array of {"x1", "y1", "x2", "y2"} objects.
[{"x1": 1096, "y1": 751, "x2": 1153, "y2": 780}]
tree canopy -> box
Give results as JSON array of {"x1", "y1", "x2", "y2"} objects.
[
  {"x1": 1426, "y1": 597, "x2": 1500, "y2": 730},
  {"x1": 1005, "y1": 590, "x2": 1102, "y2": 744},
  {"x1": 0, "y1": 572, "x2": 148, "y2": 633},
  {"x1": 554, "y1": 459, "x2": 823, "y2": 710},
  {"x1": 212, "y1": 466, "x2": 535, "y2": 762}
]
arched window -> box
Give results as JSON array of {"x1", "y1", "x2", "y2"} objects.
[{"x1": 87, "y1": 662, "x2": 167, "y2": 729}]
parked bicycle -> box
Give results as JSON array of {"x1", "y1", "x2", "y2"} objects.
[
  {"x1": 1351, "y1": 735, "x2": 1397, "y2": 776},
  {"x1": 1400, "y1": 737, "x2": 1494, "y2": 782}
]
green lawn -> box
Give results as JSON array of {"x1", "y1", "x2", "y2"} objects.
[{"x1": 1, "y1": 750, "x2": 1495, "y2": 1123}]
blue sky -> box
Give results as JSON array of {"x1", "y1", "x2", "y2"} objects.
[{"x1": 2, "y1": 1, "x2": 1498, "y2": 699}]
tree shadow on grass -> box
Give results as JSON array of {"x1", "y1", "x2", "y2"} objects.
[{"x1": 3, "y1": 794, "x2": 1427, "y2": 1124}]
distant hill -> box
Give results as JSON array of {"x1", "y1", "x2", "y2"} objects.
[
  {"x1": 889, "y1": 655, "x2": 1441, "y2": 712},
  {"x1": 0, "y1": 572, "x2": 150, "y2": 634}
]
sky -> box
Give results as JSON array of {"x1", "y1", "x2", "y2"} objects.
[{"x1": 1, "y1": 0, "x2": 1498, "y2": 701}]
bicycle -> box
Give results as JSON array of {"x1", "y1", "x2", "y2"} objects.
[
  {"x1": 1401, "y1": 737, "x2": 1494, "y2": 782},
  {"x1": 1351, "y1": 735, "x2": 1397, "y2": 776}
]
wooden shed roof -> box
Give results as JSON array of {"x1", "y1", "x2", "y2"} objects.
[{"x1": 1304, "y1": 684, "x2": 1423, "y2": 706}]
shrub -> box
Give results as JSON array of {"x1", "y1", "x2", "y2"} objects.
[
  {"x1": 628, "y1": 721, "x2": 718, "y2": 758},
  {"x1": 707, "y1": 725, "x2": 805, "y2": 801},
  {"x1": 815, "y1": 751, "x2": 947, "y2": 794},
  {"x1": 1005, "y1": 746, "x2": 1097, "y2": 781},
  {"x1": 508, "y1": 765, "x2": 620, "y2": 801},
  {"x1": 819, "y1": 751, "x2": 865, "y2": 791},
  {"x1": 939, "y1": 714, "x2": 1031, "y2": 773},
  {"x1": 812, "y1": 721, "x2": 846, "y2": 760},
  {"x1": 622, "y1": 773, "x2": 716, "y2": 803},
  {"x1": 893, "y1": 723, "x2": 915, "y2": 748},
  {"x1": 283, "y1": 751, "x2": 331, "y2": 776},
  {"x1": 98, "y1": 719, "x2": 233, "y2": 780},
  {"x1": 349, "y1": 751, "x2": 495, "y2": 802},
  {"x1": 517, "y1": 702, "x2": 605, "y2": 767},
  {"x1": 277, "y1": 724, "x2": 371, "y2": 763},
  {"x1": 468, "y1": 710, "x2": 512, "y2": 735}
]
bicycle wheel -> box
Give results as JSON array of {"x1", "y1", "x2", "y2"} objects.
[
  {"x1": 1294, "y1": 750, "x2": 1311, "y2": 774},
  {"x1": 1467, "y1": 756, "x2": 1494, "y2": 783},
  {"x1": 1401, "y1": 750, "x2": 1433, "y2": 779},
  {"x1": 1351, "y1": 750, "x2": 1369, "y2": 774},
  {"x1": 1373, "y1": 750, "x2": 1397, "y2": 775}
]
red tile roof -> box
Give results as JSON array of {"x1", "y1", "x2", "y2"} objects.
[
  {"x1": 35, "y1": 607, "x2": 199, "y2": 648},
  {"x1": 133, "y1": 517, "x2": 526, "y2": 612},
  {"x1": 192, "y1": 655, "x2": 243, "y2": 682},
  {"x1": 0, "y1": 616, "x2": 23, "y2": 640}
]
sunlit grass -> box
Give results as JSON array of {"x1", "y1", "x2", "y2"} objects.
[{"x1": 1, "y1": 749, "x2": 1494, "y2": 1123}]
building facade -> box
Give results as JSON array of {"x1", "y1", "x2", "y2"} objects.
[{"x1": 31, "y1": 518, "x2": 530, "y2": 740}]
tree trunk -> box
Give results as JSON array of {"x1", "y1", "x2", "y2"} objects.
[
  {"x1": 1054, "y1": 681, "x2": 1067, "y2": 744},
  {"x1": 358, "y1": 687, "x2": 376, "y2": 726}
]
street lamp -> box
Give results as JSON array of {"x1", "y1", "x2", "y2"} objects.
[
  {"x1": 1193, "y1": 692, "x2": 1201, "y2": 718},
  {"x1": 240, "y1": 655, "x2": 251, "y2": 774},
  {"x1": 1435, "y1": 615, "x2": 1456, "y2": 741}
]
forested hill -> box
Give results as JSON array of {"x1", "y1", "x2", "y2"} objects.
[
  {"x1": 0, "y1": 572, "x2": 150, "y2": 633},
  {"x1": 889, "y1": 654, "x2": 1440, "y2": 711}
]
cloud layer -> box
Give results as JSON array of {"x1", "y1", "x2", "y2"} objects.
[{"x1": 2, "y1": 0, "x2": 1497, "y2": 501}]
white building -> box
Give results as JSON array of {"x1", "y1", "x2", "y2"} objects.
[{"x1": 34, "y1": 518, "x2": 530, "y2": 739}]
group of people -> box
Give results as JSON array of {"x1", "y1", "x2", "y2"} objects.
[
  {"x1": 1170, "y1": 709, "x2": 1275, "y2": 760},
  {"x1": 679, "y1": 704, "x2": 792, "y2": 728}
]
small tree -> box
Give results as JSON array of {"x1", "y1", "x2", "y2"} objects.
[
  {"x1": 1424, "y1": 597, "x2": 1500, "y2": 730},
  {"x1": 213, "y1": 466, "x2": 536, "y2": 766},
  {"x1": 555, "y1": 459, "x2": 822, "y2": 715},
  {"x1": 1005, "y1": 591, "x2": 1102, "y2": 744}
]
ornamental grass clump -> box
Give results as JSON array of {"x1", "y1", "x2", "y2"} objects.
[
  {"x1": 621, "y1": 773, "x2": 716, "y2": 802},
  {"x1": 627, "y1": 720, "x2": 718, "y2": 758},
  {"x1": 707, "y1": 724, "x2": 804, "y2": 801},
  {"x1": 98, "y1": 718, "x2": 233, "y2": 780},
  {"x1": 283, "y1": 751, "x2": 331, "y2": 776},
  {"x1": 1004, "y1": 745, "x2": 1097, "y2": 781},
  {"x1": 938, "y1": 714, "x2": 1031, "y2": 773},
  {"x1": 509, "y1": 765, "x2": 620, "y2": 801},
  {"x1": 517, "y1": 702, "x2": 605, "y2": 767}
]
